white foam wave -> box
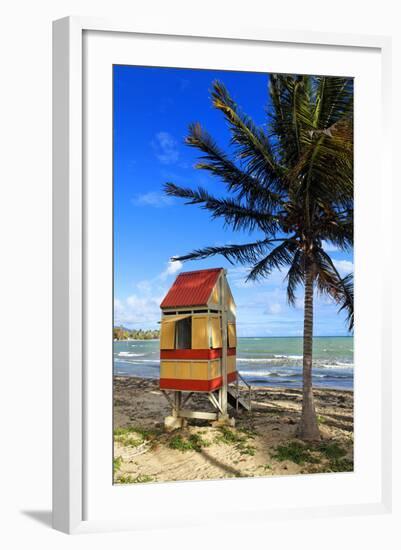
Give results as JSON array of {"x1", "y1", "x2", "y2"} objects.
[
  {"x1": 118, "y1": 352, "x2": 145, "y2": 357},
  {"x1": 237, "y1": 357, "x2": 287, "y2": 364},
  {"x1": 239, "y1": 369, "x2": 273, "y2": 377},
  {"x1": 239, "y1": 369, "x2": 295, "y2": 378},
  {"x1": 237, "y1": 355, "x2": 304, "y2": 363},
  {"x1": 318, "y1": 362, "x2": 354, "y2": 370}
]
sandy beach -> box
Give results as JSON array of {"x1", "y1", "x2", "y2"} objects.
[{"x1": 113, "y1": 376, "x2": 353, "y2": 483}]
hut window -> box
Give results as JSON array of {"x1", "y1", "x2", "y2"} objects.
[{"x1": 175, "y1": 317, "x2": 192, "y2": 349}]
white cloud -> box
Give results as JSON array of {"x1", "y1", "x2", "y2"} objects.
[
  {"x1": 333, "y1": 259, "x2": 353, "y2": 276},
  {"x1": 114, "y1": 259, "x2": 184, "y2": 327},
  {"x1": 132, "y1": 191, "x2": 173, "y2": 208},
  {"x1": 159, "y1": 259, "x2": 183, "y2": 280},
  {"x1": 136, "y1": 280, "x2": 152, "y2": 293},
  {"x1": 152, "y1": 131, "x2": 179, "y2": 164},
  {"x1": 114, "y1": 294, "x2": 162, "y2": 327},
  {"x1": 268, "y1": 303, "x2": 282, "y2": 314}
]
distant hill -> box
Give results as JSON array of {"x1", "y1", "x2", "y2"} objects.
[{"x1": 113, "y1": 326, "x2": 160, "y2": 341}]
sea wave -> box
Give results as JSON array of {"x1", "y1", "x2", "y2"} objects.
[
  {"x1": 237, "y1": 357, "x2": 287, "y2": 364},
  {"x1": 114, "y1": 353, "x2": 353, "y2": 370},
  {"x1": 114, "y1": 358, "x2": 159, "y2": 365},
  {"x1": 236, "y1": 356, "x2": 353, "y2": 368},
  {"x1": 317, "y1": 362, "x2": 354, "y2": 369},
  {"x1": 239, "y1": 370, "x2": 301, "y2": 378},
  {"x1": 239, "y1": 369, "x2": 352, "y2": 380},
  {"x1": 118, "y1": 352, "x2": 145, "y2": 357}
]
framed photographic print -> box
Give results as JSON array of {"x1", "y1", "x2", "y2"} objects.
[{"x1": 52, "y1": 17, "x2": 392, "y2": 534}]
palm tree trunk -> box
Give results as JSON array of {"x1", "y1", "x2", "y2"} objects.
[{"x1": 297, "y1": 264, "x2": 321, "y2": 441}]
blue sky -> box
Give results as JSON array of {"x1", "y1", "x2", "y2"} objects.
[{"x1": 113, "y1": 65, "x2": 353, "y2": 337}]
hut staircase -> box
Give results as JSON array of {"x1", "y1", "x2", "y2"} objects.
[{"x1": 227, "y1": 373, "x2": 252, "y2": 412}]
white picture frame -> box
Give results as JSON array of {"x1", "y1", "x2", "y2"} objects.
[{"x1": 52, "y1": 16, "x2": 392, "y2": 534}]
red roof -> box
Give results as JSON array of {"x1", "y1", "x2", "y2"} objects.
[{"x1": 160, "y1": 268, "x2": 223, "y2": 308}]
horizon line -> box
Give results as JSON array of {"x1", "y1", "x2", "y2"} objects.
[{"x1": 113, "y1": 327, "x2": 352, "y2": 339}]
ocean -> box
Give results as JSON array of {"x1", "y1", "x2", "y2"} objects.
[{"x1": 113, "y1": 336, "x2": 354, "y2": 390}]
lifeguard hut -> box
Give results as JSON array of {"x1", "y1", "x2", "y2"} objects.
[{"x1": 159, "y1": 268, "x2": 250, "y2": 429}]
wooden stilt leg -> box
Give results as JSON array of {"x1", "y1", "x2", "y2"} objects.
[{"x1": 165, "y1": 391, "x2": 186, "y2": 431}]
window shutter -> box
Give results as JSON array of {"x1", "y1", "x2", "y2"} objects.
[
  {"x1": 228, "y1": 322, "x2": 237, "y2": 348},
  {"x1": 160, "y1": 319, "x2": 175, "y2": 349},
  {"x1": 210, "y1": 317, "x2": 222, "y2": 348},
  {"x1": 192, "y1": 316, "x2": 209, "y2": 349}
]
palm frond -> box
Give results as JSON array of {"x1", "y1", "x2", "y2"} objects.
[
  {"x1": 284, "y1": 249, "x2": 304, "y2": 305},
  {"x1": 211, "y1": 81, "x2": 283, "y2": 184},
  {"x1": 314, "y1": 248, "x2": 354, "y2": 330},
  {"x1": 171, "y1": 238, "x2": 282, "y2": 265},
  {"x1": 185, "y1": 123, "x2": 283, "y2": 211},
  {"x1": 336, "y1": 273, "x2": 354, "y2": 331},
  {"x1": 246, "y1": 239, "x2": 298, "y2": 281},
  {"x1": 164, "y1": 183, "x2": 280, "y2": 234},
  {"x1": 313, "y1": 76, "x2": 353, "y2": 130}
]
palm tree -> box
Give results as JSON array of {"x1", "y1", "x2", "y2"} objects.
[{"x1": 164, "y1": 75, "x2": 353, "y2": 441}]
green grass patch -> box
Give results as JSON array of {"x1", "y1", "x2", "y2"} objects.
[
  {"x1": 113, "y1": 456, "x2": 123, "y2": 474},
  {"x1": 131, "y1": 474, "x2": 154, "y2": 483},
  {"x1": 114, "y1": 426, "x2": 161, "y2": 438},
  {"x1": 168, "y1": 433, "x2": 210, "y2": 453},
  {"x1": 114, "y1": 425, "x2": 162, "y2": 448},
  {"x1": 114, "y1": 427, "x2": 135, "y2": 436},
  {"x1": 237, "y1": 443, "x2": 256, "y2": 456},
  {"x1": 328, "y1": 457, "x2": 353, "y2": 472},
  {"x1": 237, "y1": 426, "x2": 257, "y2": 438},
  {"x1": 117, "y1": 474, "x2": 134, "y2": 484},
  {"x1": 114, "y1": 433, "x2": 143, "y2": 447},
  {"x1": 273, "y1": 440, "x2": 351, "y2": 470},
  {"x1": 318, "y1": 441, "x2": 347, "y2": 460},
  {"x1": 131, "y1": 426, "x2": 162, "y2": 439},
  {"x1": 215, "y1": 427, "x2": 256, "y2": 456},
  {"x1": 215, "y1": 426, "x2": 246, "y2": 445},
  {"x1": 273, "y1": 441, "x2": 321, "y2": 465},
  {"x1": 117, "y1": 474, "x2": 154, "y2": 484}
]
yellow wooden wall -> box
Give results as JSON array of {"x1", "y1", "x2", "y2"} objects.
[
  {"x1": 160, "y1": 356, "x2": 236, "y2": 381},
  {"x1": 160, "y1": 361, "x2": 209, "y2": 380}
]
